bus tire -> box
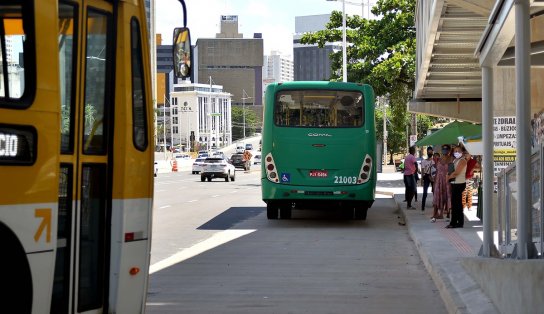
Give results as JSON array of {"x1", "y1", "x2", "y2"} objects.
[
  {"x1": 266, "y1": 202, "x2": 279, "y2": 219},
  {"x1": 0, "y1": 223, "x2": 33, "y2": 314},
  {"x1": 354, "y1": 205, "x2": 368, "y2": 220},
  {"x1": 280, "y1": 205, "x2": 292, "y2": 219}
]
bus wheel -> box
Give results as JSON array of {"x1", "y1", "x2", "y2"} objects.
[
  {"x1": 266, "y1": 202, "x2": 279, "y2": 219},
  {"x1": 280, "y1": 205, "x2": 292, "y2": 219},
  {"x1": 0, "y1": 223, "x2": 33, "y2": 314},
  {"x1": 354, "y1": 205, "x2": 368, "y2": 220}
]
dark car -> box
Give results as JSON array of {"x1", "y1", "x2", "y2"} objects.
[{"x1": 230, "y1": 153, "x2": 251, "y2": 171}]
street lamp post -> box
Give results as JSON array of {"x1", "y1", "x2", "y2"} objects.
[{"x1": 241, "y1": 89, "x2": 252, "y2": 139}]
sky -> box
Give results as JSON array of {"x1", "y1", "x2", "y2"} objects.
[{"x1": 156, "y1": 0, "x2": 375, "y2": 58}]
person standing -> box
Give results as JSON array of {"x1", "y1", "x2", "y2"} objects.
[
  {"x1": 420, "y1": 147, "x2": 434, "y2": 212},
  {"x1": 431, "y1": 145, "x2": 453, "y2": 221},
  {"x1": 403, "y1": 146, "x2": 417, "y2": 209},
  {"x1": 462, "y1": 151, "x2": 479, "y2": 210},
  {"x1": 446, "y1": 145, "x2": 468, "y2": 228}
]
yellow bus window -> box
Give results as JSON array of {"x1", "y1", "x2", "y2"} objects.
[
  {"x1": 83, "y1": 9, "x2": 112, "y2": 154},
  {"x1": 59, "y1": 3, "x2": 77, "y2": 153},
  {"x1": 0, "y1": 2, "x2": 34, "y2": 106}
]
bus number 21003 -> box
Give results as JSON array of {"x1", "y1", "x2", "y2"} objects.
[{"x1": 334, "y1": 176, "x2": 357, "y2": 184}]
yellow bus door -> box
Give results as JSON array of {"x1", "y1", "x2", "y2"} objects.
[{"x1": 52, "y1": 1, "x2": 115, "y2": 313}]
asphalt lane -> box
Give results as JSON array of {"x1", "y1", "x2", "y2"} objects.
[{"x1": 147, "y1": 169, "x2": 446, "y2": 313}]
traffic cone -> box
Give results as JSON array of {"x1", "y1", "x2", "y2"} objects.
[{"x1": 172, "y1": 160, "x2": 178, "y2": 172}]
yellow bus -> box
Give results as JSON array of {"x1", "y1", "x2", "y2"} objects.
[{"x1": 0, "y1": 0, "x2": 155, "y2": 313}]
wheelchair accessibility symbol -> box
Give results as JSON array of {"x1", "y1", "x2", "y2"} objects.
[{"x1": 281, "y1": 173, "x2": 290, "y2": 183}]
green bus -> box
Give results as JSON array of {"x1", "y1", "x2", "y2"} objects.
[{"x1": 261, "y1": 81, "x2": 377, "y2": 220}]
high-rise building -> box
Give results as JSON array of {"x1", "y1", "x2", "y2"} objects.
[
  {"x1": 293, "y1": 14, "x2": 340, "y2": 81},
  {"x1": 195, "y1": 15, "x2": 263, "y2": 107},
  {"x1": 263, "y1": 51, "x2": 293, "y2": 92}
]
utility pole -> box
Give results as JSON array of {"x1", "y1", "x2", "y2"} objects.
[
  {"x1": 208, "y1": 76, "x2": 212, "y2": 150},
  {"x1": 383, "y1": 96, "x2": 388, "y2": 166}
]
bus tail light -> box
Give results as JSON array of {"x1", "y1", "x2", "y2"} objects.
[
  {"x1": 265, "y1": 153, "x2": 280, "y2": 183},
  {"x1": 357, "y1": 154, "x2": 372, "y2": 184}
]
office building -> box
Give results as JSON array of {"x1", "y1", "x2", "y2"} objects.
[
  {"x1": 263, "y1": 51, "x2": 294, "y2": 92},
  {"x1": 195, "y1": 15, "x2": 263, "y2": 107},
  {"x1": 293, "y1": 14, "x2": 340, "y2": 81},
  {"x1": 170, "y1": 82, "x2": 232, "y2": 150}
]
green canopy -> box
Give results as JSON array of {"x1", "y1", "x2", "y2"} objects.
[{"x1": 415, "y1": 121, "x2": 482, "y2": 146}]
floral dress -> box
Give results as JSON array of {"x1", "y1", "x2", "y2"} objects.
[{"x1": 433, "y1": 159, "x2": 451, "y2": 212}]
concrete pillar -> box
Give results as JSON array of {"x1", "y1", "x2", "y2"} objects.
[
  {"x1": 512, "y1": 0, "x2": 537, "y2": 259},
  {"x1": 479, "y1": 66, "x2": 499, "y2": 257}
]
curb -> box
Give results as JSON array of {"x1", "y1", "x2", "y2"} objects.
[{"x1": 391, "y1": 194, "x2": 497, "y2": 314}]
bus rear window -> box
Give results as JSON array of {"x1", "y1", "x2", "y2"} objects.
[{"x1": 274, "y1": 90, "x2": 364, "y2": 128}]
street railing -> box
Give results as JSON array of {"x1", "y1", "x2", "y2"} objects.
[{"x1": 496, "y1": 147, "x2": 543, "y2": 257}]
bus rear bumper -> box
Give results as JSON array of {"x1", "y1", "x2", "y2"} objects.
[{"x1": 261, "y1": 179, "x2": 375, "y2": 205}]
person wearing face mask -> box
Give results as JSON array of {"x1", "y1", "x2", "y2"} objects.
[
  {"x1": 446, "y1": 145, "x2": 468, "y2": 228},
  {"x1": 403, "y1": 146, "x2": 417, "y2": 209},
  {"x1": 431, "y1": 145, "x2": 453, "y2": 222},
  {"x1": 420, "y1": 146, "x2": 434, "y2": 212}
]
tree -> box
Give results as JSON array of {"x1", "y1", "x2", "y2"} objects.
[
  {"x1": 231, "y1": 106, "x2": 257, "y2": 141},
  {"x1": 300, "y1": 0, "x2": 438, "y2": 155}
]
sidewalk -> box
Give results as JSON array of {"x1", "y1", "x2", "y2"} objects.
[{"x1": 377, "y1": 164, "x2": 498, "y2": 314}]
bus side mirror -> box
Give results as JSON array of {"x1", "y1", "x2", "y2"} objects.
[{"x1": 173, "y1": 27, "x2": 192, "y2": 80}]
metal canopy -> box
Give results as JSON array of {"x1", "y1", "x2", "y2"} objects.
[{"x1": 415, "y1": 2, "x2": 489, "y2": 101}]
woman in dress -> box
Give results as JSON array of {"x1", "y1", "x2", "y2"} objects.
[
  {"x1": 431, "y1": 145, "x2": 453, "y2": 222},
  {"x1": 446, "y1": 145, "x2": 468, "y2": 228}
]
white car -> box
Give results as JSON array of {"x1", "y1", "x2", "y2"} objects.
[
  {"x1": 235, "y1": 145, "x2": 245, "y2": 153},
  {"x1": 192, "y1": 158, "x2": 206, "y2": 174},
  {"x1": 253, "y1": 153, "x2": 261, "y2": 165},
  {"x1": 200, "y1": 157, "x2": 236, "y2": 182}
]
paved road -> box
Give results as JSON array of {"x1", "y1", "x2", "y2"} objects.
[{"x1": 147, "y1": 168, "x2": 446, "y2": 313}]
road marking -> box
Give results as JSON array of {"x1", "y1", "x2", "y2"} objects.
[
  {"x1": 149, "y1": 229, "x2": 256, "y2": 274},
  {"x1": 159, "y1": 205, "x2": 171, "y2": 209},
  {"x1": 230, "y1": 190, "x2": 238, "y2": 194},
  {"x1": 211, "y1": 194, "x2": 220, "y2": 198},
  {"x1": 188, "y1": 199, "x2": 198, "y2": 203}
]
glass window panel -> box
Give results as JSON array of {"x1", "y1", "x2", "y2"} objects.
[
  {"x1": 274, "y1": 90, "x2": 364, "y2": 128},
  {"x1": 78, "y1": 164, "x2": 107, "y2": 312},
  {"x1": 51, "y1": 164, "x2": 73, "y2": 314},
  {"x1": 59, "y1": 3, "x2": 77, "y2": 153},
  {"x1": 83, "y1": 10, "x2": 111, "y2": 154},
  {"x1": 130, "y1": 18, "x2": 147, "y2": 150},
  {"x1": 0, "y1": 3, "x2": 33, "y2": 103}
]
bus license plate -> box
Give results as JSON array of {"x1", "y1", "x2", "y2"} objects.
[{"x1": 309, "y1": 170, "x2": 328, "y2": 178}]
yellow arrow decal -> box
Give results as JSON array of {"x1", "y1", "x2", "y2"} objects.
[{"x1": 34, "y1": 208, "x2": 52, "y2": 243}]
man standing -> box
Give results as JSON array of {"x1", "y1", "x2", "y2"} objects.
[{"x1": 403, "y1": 146, "x2": 417, "y2": 209}]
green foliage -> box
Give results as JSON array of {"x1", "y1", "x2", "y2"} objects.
[
  {"x1": 231, "y1": 106, "x2": 258, "y2": 141},
  {"x1": 301, "y1": 0, "x2": 426, "y2": 154}
]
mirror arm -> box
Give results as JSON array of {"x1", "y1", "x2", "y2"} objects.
[{"x1": 178, "y1": 0, "x2": 187, "y2": 28}]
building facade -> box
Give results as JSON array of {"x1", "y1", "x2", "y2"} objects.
[
  {"x1": 195, "y1": 15, "x2": 263, "y2": 107},
  {"x1": 263, "y1": 50, "x2": 294, "y2": 92},
  {"x1": 293, "y1": 14, "x2": 340, "y2": 81},
  {"x1": 170, "y1": 82, "x2": 232, "y2": 151}
]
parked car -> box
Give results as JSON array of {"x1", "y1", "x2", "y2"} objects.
[
  {"x1": 200, "y1": 157, "x2": 236, "y2": 182},
  {"x1": 175, "y1": 153, "x2": 190, "y2": 160},
  {"x1": 197, "y1": 152, "x2": 209, "y2": 158},
  {"x1": 235, "y1": 145, "x2": 245, "y2": 153},
  {"x1": 253, "y1": 153, "x2": 261, "y2": 165},
  {"x1": 230, "y1": 153, "x2": 251, "y2": 171},
  {"x1": 245, "y1": 143, "x2": 253, "y2": 151},
  {"x1": 192, "y1": 158, "x2": 206, "y2": 174},
  {"x1": 154, "y1": 161, "x2": 158, "y2": 177}
]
